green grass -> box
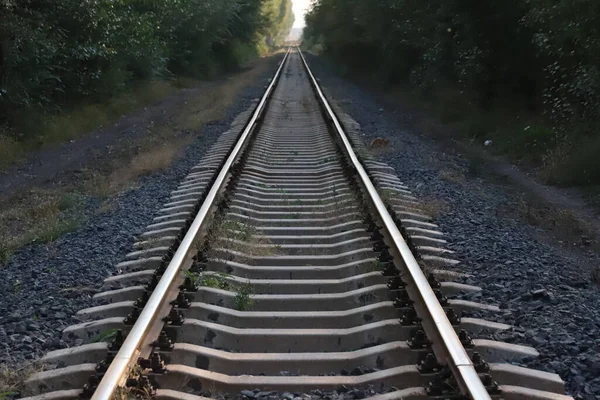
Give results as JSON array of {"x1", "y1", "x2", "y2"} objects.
[
  {"x1": 12, "y1": 279, "x2": 21, "y2": 294},
  {"x1": 201, "y1": 274, "x2": 230, "y2": 290},
  {"x1": 32, "y1": 217, "x2": 82, "y2": 244},
  {"x1": 0, "y1": 190, "x2": 84, "y2": 266},
  {"x1": 185, "y1": 270, "x2": 231, "y2": 290},
  {"x1": 2, "y1": 79, "x2": 197, "y2": 172},
  {"x1": 91, "y1": 329, "x2": 121, "y2": 343},
  {"x1": 0, "y1": 244, "x2": 11, "y2": 267},
  {"x1": 0, "y1": 363, "x2": 46, "y2": 399},
  {"x1": 365, "y1": 259, "x2": 383, "y2": 273},
  {"x1": 408, "y1": 84, "x2": 600, "y2": 188},
  {"x1": 0, "y1": 133, "x2": 23, "y2": 170},
  {"x1": 23, "y1": 80, "x2": 183, "y2": 143},
  {"x1": 489, "y1": 123, "x2": 557, "y2": 163},
  {"x1": 0, "y1": 391, "x2": 19, "y2": 399},
  {"x1": 57, "y1": 193, "x2": 80, "y2": 211},
  {"x1": 220, "y1": 221, "x2": 256, "y2": 242},
  {"x1": 185, "y1": 269, "x2": 254, "y2": 311},
  {"x1": 553, "y1": 136, "x2": 600, "y2": 186},
  {"x1": 0, "y1": 200, "x2": 83, "y2": 267},
  {"x1": 233, "y1": 281, "x2": 254, "y2": 311},
  {"x1": 581, "y1": 186, "x2": 600, "y2": 208},
  {"x1": 0, "y1": 57, "x2": 280, "y2": 267}
]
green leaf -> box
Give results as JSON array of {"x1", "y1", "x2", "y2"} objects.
[{"x1": 91, "y1": 329, "x2": 120, "y2": 343}]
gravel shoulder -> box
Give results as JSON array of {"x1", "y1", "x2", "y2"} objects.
[
  {"x1": 307, "y1": 55, "x2": 600, "y2": 399},
  {"x1": 0, "y1": 55, "x2": 283, "y2": 369}
]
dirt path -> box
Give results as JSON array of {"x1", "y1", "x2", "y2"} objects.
[
  {"x1": 0, "y1": 87, "x2": 199, "y2": 196},
  {"x1": 0, "y1": 54, "x2": 283, "y2": 262},
  {"x1": 0, "y1": 57, "x2": 280, "y2": 200},
  {"x1": 452, "y1": 140, "x2": 600, "y2": 236}
]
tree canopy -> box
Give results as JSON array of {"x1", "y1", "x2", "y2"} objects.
[
  {"x1": 304, "y1": 0, "x2": 600, "y2": 122},
  {"x1": 0, "y1": 0, "x2": 294, "y2": 119},
  {"x1": 303, "y1": 0, "x2": 600, "y2": 186}
]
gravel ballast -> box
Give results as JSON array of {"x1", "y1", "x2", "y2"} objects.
[
  {"x1": 204, "y1": 386, "x2": 390, "y2": 400},
  {"x1": 0, "y1": 59, "x2": 281, "y2": 368},
  {"x1": 3, "y1": 52, "x2": 598, "y2": 400},
  {"x1": 306, "y1": 55, "x2": 600, "y2": 399}
]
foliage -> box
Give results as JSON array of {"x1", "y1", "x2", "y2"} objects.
[
  {"x1": 184, "y1": 270, "x2": 231, "y2": 290},
  {"x1": 91, "y1": 328, "x2": 121, "y2": 343},
  {"x1": 234, "y1": 281, "x2": 254, "y2": 311},
  {"x1": 0, "y1": 0, "x2": 294, "y2": 137},
  {"x1": 261, "y1": 0, "x2": 295, "y2": 48},
  {"x1": 304, "y1": 0, "x2": 600, "y2": 186}
]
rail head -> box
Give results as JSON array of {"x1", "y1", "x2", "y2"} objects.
[
  {"x1": 296, "y1": 47, "x2": 491, "y2": 400},
  {"x1": 90, "y1": 48, "x2": 292, "y2": 400}
]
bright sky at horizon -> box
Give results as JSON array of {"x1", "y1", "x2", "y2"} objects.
[{"x1": 292, "y1": 0, "x2": 311, "y2": 28}]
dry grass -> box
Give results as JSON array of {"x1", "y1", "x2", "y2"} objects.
[
  {"x1": 0, "y1": 56, "x2": 278, "y2": 262},
  {"x1": 0, "y1": 363, "x2": 46, "y2": 398},
  {"x1": 47, "y1": 79, "x2": 181, "y2": 143},
  {"x1": 174, "y1": 73, "x2": 256, "y2": 133},
  {"x1": 418, "y1": 260, "x2": 436, "y2": 277},
  {"x1": 0, "y1": 83, "x2": 189, "y2": 264},
  {"x1": 438, "y1": 167, "x2": 466, "y2": 184},
  {"x1": 539, "y1": 140, "x2": 572, "y2": 184},
  {"x1": 511, "y1": 196, "x2": 600, "y2": 283},
  {"x1": 83, "y1": 142, "x2": 184, "y2": 199},
  {"x1": 506, "y1": 195, "x2": 600, "y2": 256},
  {"x1": 81, "y1": 171, "x2": 114, "y2": 200},
  {"x1": 517, "y1": 199, "x2": 595, "y2": 241},
  {"x1": 112, "y1": 386, "x2": 154, "y2": 400},
  {"x1": 4, "y1": 80, "x2": 187, "y2": 169},
  {"x1": 210, "y1": 219, "x2": 277, "y2": 261},
  {"x1": 110, "y1": 363, "x2": 154, "y2": 400},
  {"x1": 80, "y1": 58, "x2": 274, "y2": 199},
  {"x1": 0, "y1": 190, "x2": 83, "y2": 266},
  {"x1": 188, "y1": 218, "x2": 267, "y2": 311},
  {"x1": 1, "y1": 57, "x2": 267, "y2": 173},
  {"x1": 129, "y1": 145, "x2": 179, "y2": 174},
  {"x1": 0, "y1": 137, "x2": 183, "y2": 266},
  {"x1": 369, "y1": 143, "x2": 394, "y2": 155},
  {"x1": 380, "y1": 189, "x2": 448, "y2": 219},
  {"x1": 96, "y1": 199, "x2": 119, "y2": 215},
  {"x1": 418, "y1": 197, "x2": 449, "y2": 219},
  {"x1": 389, "y1": 83, "x2": 599, "y2": 189},
  {"x1": 0, "y1": 132, "x2": 23, "y2": 170},
  {"x1": 378, "y1": 189, "x2": 401, "y2": 204}
]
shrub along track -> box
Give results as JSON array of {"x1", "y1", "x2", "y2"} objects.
[{"x1": 21, "y1": 49, "x2": 571, "y2": 400}]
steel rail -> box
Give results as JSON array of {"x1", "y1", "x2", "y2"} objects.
[
  {"x1": 297, "y1": 48, "x2": 491, "y2": 400},
  {"x1": 91, "y1": 48, "x2": 292, "y2": 400}
]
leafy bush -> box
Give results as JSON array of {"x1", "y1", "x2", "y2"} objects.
[
  {"x1": 0, "y1": 0, "x2": 294, "y2": 138},
  {"x1": 304, "y1": 0, "x2": 600, "y2": 186}
]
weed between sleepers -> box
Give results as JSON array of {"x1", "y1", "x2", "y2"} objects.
[
  {"x1": 233, "y1": 281, "x2": 254, "y2": 311},
  {"x1": 91, "y1": 329, "x2": 122, "y2": 344},
  {"x1": 185, "y1": 270, "x2": 255, "y2": 311}
]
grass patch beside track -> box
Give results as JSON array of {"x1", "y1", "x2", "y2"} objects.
[
  {"x1": 0, "y1": 190, "x2": 84, "y2": 266},
  {"x1": 0, "y1": 80, "x2": 192, "y2": 171},
  {"x1": 0, "y1": 363, "x2": 46, "y2": 399},
  {"x1": 0, "y1": 56, "x2": 280, "y2": 266}
]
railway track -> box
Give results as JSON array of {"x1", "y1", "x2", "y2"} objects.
[{"x1": 22, "y1": 49, "x2": 573, "y2": 400}]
